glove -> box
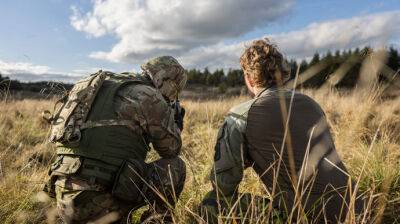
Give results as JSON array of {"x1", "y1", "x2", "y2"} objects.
[{"x1": 172, "y1": 101, "x2": 185, "y2": 131}]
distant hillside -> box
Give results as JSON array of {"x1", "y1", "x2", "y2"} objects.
[
  {"x1": 1, "y1": 47, "x2": 399, "y2": 100},
  {"x1": 0, "y1": 76, "x2": 72, "y2": 100}
]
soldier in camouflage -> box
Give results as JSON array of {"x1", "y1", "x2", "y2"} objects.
[
  {"x1": 200, "y1": 39, "x2": 365, "y2": 223},
  {"x1": 44, "y1": 56, "x2": 187, "y2": 223}
]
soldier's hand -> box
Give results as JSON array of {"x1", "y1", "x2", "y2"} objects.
[
  {"x1": 172, "y1": 101, "x2": 185, "y2": 131},
  {"x1": 179, "y1": 107, "x2": 185, "y2": 120},
  {"x1": 175, "y1": 106, "x2": 185, "y2": 131}
]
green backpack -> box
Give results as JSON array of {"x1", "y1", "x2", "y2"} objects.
[{"x1": 44, "y1": 70, "x2": 109, "y2": 147}]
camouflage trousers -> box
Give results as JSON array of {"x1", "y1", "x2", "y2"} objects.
[{"x1": 49, "y1": 156, "x2": 186, "y2": 224}]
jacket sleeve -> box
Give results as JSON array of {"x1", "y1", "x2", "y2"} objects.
[
  {"x1": 115, "y1": 84, "x2": 182, "y2": 158},
  {"x1": 209, "y1": 114, "x2": 247, "y2": 197}
]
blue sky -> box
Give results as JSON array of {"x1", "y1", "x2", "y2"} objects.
[{"x1": 0, "y1": 0, "x2": 399, "y2": 82}]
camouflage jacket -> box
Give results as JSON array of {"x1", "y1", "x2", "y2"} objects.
[
  {"x1": 45, "y1": 73, "x2": 184, "y2": 203},
  {"x1": 115, "y1": 76, "x2": 182, "y2": 158},
  {"x1": 55, "y1": 73, "x2": 182, "y2": 163}
]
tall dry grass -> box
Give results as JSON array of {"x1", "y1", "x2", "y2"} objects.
[
  {"x1": 0, "y1": 87, "x2": 399, "y2": 223},
  {"x1": 0, "y1": 48, "x2": 399, "y2": 223},
  {"x1": 0, "y1": 100, "x2": 56, "y2": 223},
  {"x1": 179, "y1": 88, "x2": 400, "y2": 223}
]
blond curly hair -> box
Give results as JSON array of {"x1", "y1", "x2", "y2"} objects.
[{"x1": 240, "y1": 38, "x2": 290, "y2": 87}]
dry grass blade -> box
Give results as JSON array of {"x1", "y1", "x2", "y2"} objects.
[{"x1": 0, "y1": 54, "x2": 399, "y2": 223}]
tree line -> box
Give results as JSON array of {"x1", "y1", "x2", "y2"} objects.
[
  {"x1": 0, "y1": 75, "x2": 72, "y2": 95},
  {"x1": 187, "y1": 47, "x2": 399, "y2": 88},
  {"x1": 1, "y1": 47, "x2": 399, "y2": 95}
]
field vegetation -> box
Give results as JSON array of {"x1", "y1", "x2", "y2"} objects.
[
  {"x1": 0, "y1": 49, "x2": 399, "y2": 223},
  {"x1": 0, "y1": 86, "x2": 399, "y2": 223}
]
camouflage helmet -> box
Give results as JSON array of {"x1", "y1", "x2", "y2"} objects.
[{"x1": 141, "y1": 56, "x2": 187, "y2": 101}]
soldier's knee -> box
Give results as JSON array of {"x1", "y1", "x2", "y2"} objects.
[
  {"x1": 154, "y1": 157, "x2": 185, "y2": 171},
  {"x1": 168, "y1": 156, "x2": 186, "y2": 183},
  {"x1": 151, "y1": 157, "x2": 186, "y2": 188}
]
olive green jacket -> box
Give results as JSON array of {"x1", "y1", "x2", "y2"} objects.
[{"x1": 207, "y1": 87, "x2": 364, "y2": 223}]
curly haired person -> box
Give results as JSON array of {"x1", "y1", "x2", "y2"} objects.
[{"x1": 200, "y1": 39, "x2": 365, "y2": 224}]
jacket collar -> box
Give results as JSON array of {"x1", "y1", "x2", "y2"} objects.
[{"x1": 255, "y1": 85, "x2": 278, "y2": 98}]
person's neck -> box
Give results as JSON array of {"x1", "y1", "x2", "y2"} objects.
[{"x1": 252, "y1": 86, "x2": 268, "y2": 98}]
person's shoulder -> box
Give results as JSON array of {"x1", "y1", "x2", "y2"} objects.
[
  {"x1": 270, "y1": 89, "x2": 325, "y2": 114},
  {"x1": 118, "y1": 80, "x2": 159, "y2": 100},
  {"x1": 228, "y1": 98, "x2": 257, "y2": 119},
  {"x1": 293, "y1": 91, "x2": 325, "y2": 113},
  {"x1": 287, "y1": 90, "x2": 321, "y2": 105},
  {"x1": 132, "y1": 84, "x2": 158, "y2": 96},
  {"x1": 259, "y1": 88, "x2": 310, "y2": 100}
]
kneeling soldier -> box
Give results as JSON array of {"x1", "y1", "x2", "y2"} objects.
[{"x1": 44, "y1": 56, "x2": 187, "y2": 223}]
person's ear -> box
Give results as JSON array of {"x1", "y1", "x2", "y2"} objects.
[
  {"x1": 244, "y1": 73, "x2": 256, "y2": 97},
  {"x1": 248, "y1": 75, "x2": 255, "y2": 87}
]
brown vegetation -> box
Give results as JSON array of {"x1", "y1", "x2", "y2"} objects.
[{"x1": 0, "y1": 86, "x2": 398, "y2": 223}]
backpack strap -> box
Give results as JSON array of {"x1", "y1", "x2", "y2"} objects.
[{"x1": 81, "y1": 119, "x2": 142, "y2": 134}]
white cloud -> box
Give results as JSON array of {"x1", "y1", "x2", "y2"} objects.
[
  {"x1": 71, "y1": 0, "x2": 400, "y2": 70},
  {"x1": 181, "y1": 11, "x2": 400, "y2": 70},
  {"x1": 272, "y1": 10, "x2": 400, "y2": 58},
  {"x1": 0, "y1": 60, "x2": 51, "y2": 75},
  {"x1": 0, "y1": 60, "x2": 83, "y2": 83},
  {"x1": 70, "y1": 0, "x2": 294, "y2": 63},
  {"x1": 178, "y1": 41, "x2": 247, "y2": 70}
]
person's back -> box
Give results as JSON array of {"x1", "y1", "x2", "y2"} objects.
[
  {"x1": 246, "y1": 88, "x2": 363, "y2": 222},
  {"x1": 44, "y1": 56, "x2": 188, "y2": 223},
  {"x1": 55, "y1": 73, "x2": 155, "y2": 164},
  {"x1": 200, "y1": 39, "x2": 365, "y2": 224}
]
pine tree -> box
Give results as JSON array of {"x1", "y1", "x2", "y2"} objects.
[
  {"x1": 309, "y1": 53, "x2": 320, "y2": 66},
  {"x1": 299, "y1": 60, "x2": 308, "y2": 73},
  {"x1": 388, "y1": 47, "x2": 400, "y2": 72},
  {"x1": 289, "y1": 60, "x2": 298, "y2": 79}
]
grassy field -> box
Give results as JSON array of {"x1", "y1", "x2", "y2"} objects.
[{"x1": 0, "y1": 87, "x2": 399, "y2": 223}]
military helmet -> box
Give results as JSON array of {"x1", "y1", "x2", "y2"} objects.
[{"x1": 141, "y1": 56, "x2": 187, "y2": 101}]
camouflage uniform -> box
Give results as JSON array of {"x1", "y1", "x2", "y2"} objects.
[
  {"x1": 44, "y1": 56, "x2": 187, "y2": 223},
  {"x1": 201, "y1": 87, "x2": 365, "y2": 224}
]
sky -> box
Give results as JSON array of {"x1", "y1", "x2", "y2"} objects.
[{"x1": 0, "y1": 0, "x2": 399, "y2": 82}]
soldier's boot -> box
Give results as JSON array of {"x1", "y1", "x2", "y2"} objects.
[{"x1": 139, "y1": 157, "x2": 186, "y2": 223}]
